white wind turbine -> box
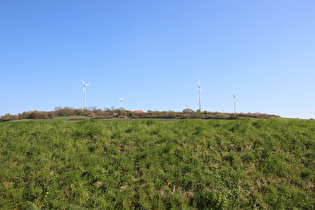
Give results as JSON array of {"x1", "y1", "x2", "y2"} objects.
[
  {"x1": 119, "y1": 97, "x2": 123, "y2": 109},
  {"x1": 233, "y1": 94, "x2": 236, "y2": 113},
  {"x1": 82, "y1": 79, "x2": 90, "y2": 109},
  {"x1": 197, "y1": 80, "x2": 201, "y2": 112}
]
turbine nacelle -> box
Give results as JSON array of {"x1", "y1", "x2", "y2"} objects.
[
  {"x1": 197, "y1": 80, "x2": 201, "y2": 91},
  {"x1": 82, "y1": 79, "x2": 90, "y2": 87}
]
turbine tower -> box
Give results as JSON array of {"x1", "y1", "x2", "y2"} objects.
[
  {"x1": 233, "y1": 94, "x2": 236, "y2": 113},
  {"x1": 197, "y1": 80, "x2": 201, "y2": 112},
  {"x1": 82, "y1": 79, "x2": 90, "y2": 109},
  {"x1": 120, "y1": 97, "x2": 123, "y2": 110}
]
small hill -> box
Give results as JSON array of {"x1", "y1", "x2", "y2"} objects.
[{"x1": 0, "y1": 118, "x2": 314, "y2": 209}]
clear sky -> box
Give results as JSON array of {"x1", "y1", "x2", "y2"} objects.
[{"x1": 1, "y1": 0, "x2": 314, "y2": 119}]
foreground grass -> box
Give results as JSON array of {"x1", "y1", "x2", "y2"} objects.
[
  {"x1": 0, "y1": 119, "x2": 314, "y2": 209},
  {"x1": 10, "y1": 116, "x2": 91, "y2": 122}
]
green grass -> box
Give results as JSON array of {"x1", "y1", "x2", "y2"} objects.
[
  {"x1": 100, "y1": 118, "x2": 179, "y2": 122},
  {"x1": 0, "y1": 119, "x2": 314, "y2": 209},
  {"x1": 9, "y1": 116, "x2": 91, "y2": 122}
]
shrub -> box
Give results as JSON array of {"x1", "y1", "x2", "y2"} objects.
[{"x1": 0, "y1": 113, "x2": 18, "y2": 122}]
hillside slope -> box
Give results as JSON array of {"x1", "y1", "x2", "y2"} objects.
[{"x1": 0, "y1": 119, "x2": 314, "y2": 209}]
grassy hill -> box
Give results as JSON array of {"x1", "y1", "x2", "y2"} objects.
[
  {"x1": 8, "y1": 116, "x2": 91, "y2": 122},
  {"x1": 0, "y1": 119, "x2": 314, "y2": 209}
]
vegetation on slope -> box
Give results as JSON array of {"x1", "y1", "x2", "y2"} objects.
[
  {"x1": 0, "y1": 119, "x2": 314, "y2": 209},
  {"x1": 0, "y1": 107, "x2": 279, "y2": 122}
]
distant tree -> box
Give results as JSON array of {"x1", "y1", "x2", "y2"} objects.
[
  {"x1": 93, "y1": 109, "x2": 103, "y2": 116},
  {"x1": 0, "y1": 113, "x2": 18, "y2": 122},
  {"x1": 74, "y1": 109, "x2": 84, "y2": 116},
  {"x1": 28, "y1": 111, "x2": 39, "y2": 119},
  {"x1": 54, "y1": 106, "x2": 62, "y2": 111},
  {"x1": 128, "y1": 112, "x2": 135, "y2": 117},
  {"x1": 183, "y1": 108, "x2": 194, "y2": 113},
  {"x1": 118, "y1": 109, "x2": 127, "y2": 116},
  {"x1": 88, "y1": 106, "x2": 97, "y2": 111}
]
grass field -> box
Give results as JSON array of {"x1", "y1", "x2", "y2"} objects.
[
  {"x1": 9, "y1": 116, "x2": 179, "y2": 123},
  {"x1": 0, "y1": 118, "x2": 314, "y2": 209},
  {"x1": 9, "y1": 116, "x2": 91, "y2": 122}
]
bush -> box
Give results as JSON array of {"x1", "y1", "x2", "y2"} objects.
[
  {"x1": 0, "y1": 108, "x2": 281, "y2": 121},
  {"x1": 0, "y1": 113, "x2": 18, "y2": 122}
]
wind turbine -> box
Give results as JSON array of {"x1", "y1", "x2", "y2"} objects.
[
  {"x1": 82, "y1": 79, "x2": 90, "y2": 109},
  {"x1": 119, "y1": 97, "x2": 123, "y2": 110},
  {"x1": 197, "y1": 80, "x2": 201, "y2": 112},
  {"x1": 233, "y1": 94, "x2": 236, "y2": 113}
]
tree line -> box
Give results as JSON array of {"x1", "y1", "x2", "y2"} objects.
[{"x1": 0, "y1": 107, "x2": 280, "y2": 122}]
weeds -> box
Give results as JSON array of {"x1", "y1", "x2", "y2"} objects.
[{"x1": 0, "y1": 119, "x2": 314, "y2": 209}]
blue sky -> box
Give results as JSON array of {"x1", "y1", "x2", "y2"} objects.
[{"x1": 1, "y1": 0, "x2": 314, "y2": 119}]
